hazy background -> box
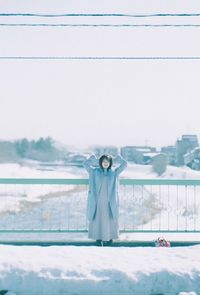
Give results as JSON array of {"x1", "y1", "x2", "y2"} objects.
[{"x1": 1, "y1": 0, "x2": 200, "y2": 149}]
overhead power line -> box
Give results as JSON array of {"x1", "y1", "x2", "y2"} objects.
[
  {"x1": 0, "y1": 13, "x2": 200, "y2": 18},
  {"x1": 0, "y1": 23, "x2": 200, "y2": 27},
  {"x1": 0, "y1": 56, "x2": 200, "y2": 60}
]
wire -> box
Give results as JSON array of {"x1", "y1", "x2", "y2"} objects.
[
  {"x1": 0, "y1": 13, "x2": 200, "y2": 18},
  {"x1": 0, "y1": 56, "x2": 200, "y2": 60},
  {"x1": 0, "y1": 23, "x2": 200, "y2": 27}
]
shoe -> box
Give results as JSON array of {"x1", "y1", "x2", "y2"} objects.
[
  {"x1": 108, "y1": 239, "x2": 113, "y2": 245},
  {"x1": 103, "y1": 239, "x2": 113, "y2": 246},
  {"x1": 96, "y1": 240, "x2": 102, "y2": 246}
]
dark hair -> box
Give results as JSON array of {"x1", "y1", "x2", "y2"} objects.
[{"x1": 99, "y1": 154, "x2": 113, "y2": 170}]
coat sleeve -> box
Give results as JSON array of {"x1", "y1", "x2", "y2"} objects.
[
  {"x1": 113, "y1": 154, "x2": 127, "y2": 175},
  {"x1": 83, "y1": 154, "x2": 99, "y2": 174}
]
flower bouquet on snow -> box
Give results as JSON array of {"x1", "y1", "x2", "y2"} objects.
[{"x1": 154, "y1": 236, "x2": 171, "y2": 247}]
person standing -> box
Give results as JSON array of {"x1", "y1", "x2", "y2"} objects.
[{"x1": 83, "y1": 153, "x2": 127, "y2": 246}]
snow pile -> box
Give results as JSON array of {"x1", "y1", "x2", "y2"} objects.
[{"x1": 0, "y1": 245, "x2": 199, "y2": 295}]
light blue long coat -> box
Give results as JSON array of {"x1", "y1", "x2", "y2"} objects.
[{"x1": 83, "y1": 154, "x2": 128, "y2": 221}]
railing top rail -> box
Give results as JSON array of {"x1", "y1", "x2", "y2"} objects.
[
  {"x1": 121, "y1": 179, "x2": 200, "y2": 185},
  {"x1": 0, "y1": 178, "x2": 87, "y2": 185},
  {"x1": 0, "y1": 178, "x2": 200, "y2": 185}
]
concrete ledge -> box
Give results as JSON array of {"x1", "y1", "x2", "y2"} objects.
[{"x1": 0, "y1": 240, "x2": 200, "y2": 247}]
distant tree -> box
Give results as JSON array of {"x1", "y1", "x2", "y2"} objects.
[
  {"x1": 152, "y1": 153, "x2": 168, "y2": 176},
  {"x1": 14, "y1": 137, "x2": 60, "y2": 161},
  {"x1": 15, "y1": 138, "x2": 30, "y2": 158},
  {"x1": 34, "y1": 137, "x2": 53, "y2": 151},
  {"x1": 0, "y1": 141, "x2": 19, "y2": 163}
]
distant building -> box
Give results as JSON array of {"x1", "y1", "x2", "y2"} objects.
[
  {"x1": 184, "y1": 147, "x2": 200, "y2": 170},
  {"x1": 181, "y1": 135, "x2": 199, "y2": 148},
  {"x1": 161, "y1": 145, "x2": 177, "y2": 165},
  {"x1": 143, "y1": 152, "x2": 160, "y2": 165},
  {"x1": 92, "y1": 145, "x2": 119, "y2": 157},
  {"x1": 176, "y1": 134, "x2": 199, "y2": 166},
  {"x1": 120, "y1": 146, "x2": 143, "y2": 163},
  {"x1": 135, "y1": 147, "x2": 157, "y2": 153},
  {"x1": 64, "y1": 153, "x2": 87, "y2": 166},
  {"x1": 120, "y1": 146, "x2": 157, "y2": 164}
]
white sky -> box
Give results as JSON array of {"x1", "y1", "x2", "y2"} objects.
[{"x1": 1, "y1": 0, "x2": 200, "y2": 149}]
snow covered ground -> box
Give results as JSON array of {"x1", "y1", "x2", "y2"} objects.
[
  {"x1": 0, "y1": 244, "x2": 199, "y2": 295},
  {"x1": 0, "y1": 163, "x2": 200, "y2": 294}
]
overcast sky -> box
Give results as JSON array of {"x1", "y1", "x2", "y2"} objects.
[{"x1": 1, "y1": 1, "x2": 200, "y2": 149}]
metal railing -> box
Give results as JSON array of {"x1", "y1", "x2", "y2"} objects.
[{"x1": 0, "y1": 178, "x2": 200, "y2": 233}]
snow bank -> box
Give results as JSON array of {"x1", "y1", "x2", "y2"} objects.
[{"x1": 0, "y1": 244, "x2": 199, "y2": 295}]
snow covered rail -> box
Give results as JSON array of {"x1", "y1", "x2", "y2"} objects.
[{"x1": 0, "y1": 178, "x2": 200, "y2": 234}]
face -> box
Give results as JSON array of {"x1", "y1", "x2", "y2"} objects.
[{"x1": 102, "y1": 158, "x2": 110, "y2": 169}]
